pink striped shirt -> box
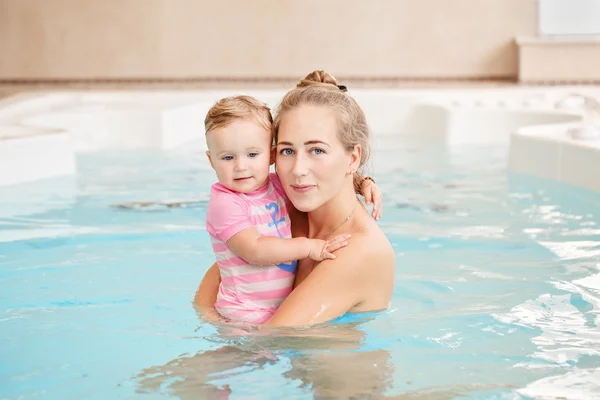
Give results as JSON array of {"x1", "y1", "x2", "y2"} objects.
[{"x1": 206, "y1": 173, "x2": 296, "y2": 324}]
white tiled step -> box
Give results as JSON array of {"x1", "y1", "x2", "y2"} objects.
[
  {"x1": 0, "y1": 127, "x2": 76, "y2": 186},
  {"x1": 509, "y1": 123, "x2": 600, "y2": 192}
]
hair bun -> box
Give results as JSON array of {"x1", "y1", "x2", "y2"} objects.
[{"x1": 297, "y1": 70, "x2": 346, "y2": 92}]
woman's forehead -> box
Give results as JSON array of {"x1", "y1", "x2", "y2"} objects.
[{"x1": 278, "y1": 105, "x2": 337, "y2": 141}]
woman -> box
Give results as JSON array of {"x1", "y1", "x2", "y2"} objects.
[
  {"x1": 135, "y1": 71, "x2": 396, "y2": 399},
  {"x1": 195, "y1": 70, "x2": 395, "y2": 326}
]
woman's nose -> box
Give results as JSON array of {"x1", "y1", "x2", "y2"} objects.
[{"x1": 292, "y1": 153, "x2": 309, "y2": 177}]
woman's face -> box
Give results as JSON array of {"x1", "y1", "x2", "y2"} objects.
[{"x1": 275, "y1": 104, "x2": 356, "y2": 212}]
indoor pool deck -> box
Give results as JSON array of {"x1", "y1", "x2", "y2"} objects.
[{"x1": 0, "y1": 86, "x2": 599, "y2": 191}]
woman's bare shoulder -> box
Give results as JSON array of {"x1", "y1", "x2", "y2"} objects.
[
  {"x1": 298, "y1": 211, "x2": 394, "y2": 288},
  {"x1": 346, "y1": 222, "x2": 395, "y2": 311},
  {"x1": 273, "y1": 217, "x2": 395, "y2": 324},
  {"x1": 357, "y1": 213, "x2": 394, "y2": 255},
  {"x1": 354, "y1": 228, "x2": 394, "y2": 267},
  {"x1": 332, "y1": 215, "x2": 394, "y2": 275}
]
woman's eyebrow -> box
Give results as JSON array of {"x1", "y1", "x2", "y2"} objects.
[
  {"x1": 305, "y1": 140, "x2": 331, "y2": 148},
  {"x1": 277, "y1": 140, "x2": 331, "y2": 147}
]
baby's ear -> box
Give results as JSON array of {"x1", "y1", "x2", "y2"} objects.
[{"x1": 206, "y1": 151, "x2": 215, "y2": 170}]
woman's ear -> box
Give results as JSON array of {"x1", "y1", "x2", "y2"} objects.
[{"x1": 348, "y1": 144, "x2": 362, "y2": 174}]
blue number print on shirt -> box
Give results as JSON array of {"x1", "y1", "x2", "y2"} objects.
[{"x1": 266, "y1": 202, "x2": 297, "y2": 273}]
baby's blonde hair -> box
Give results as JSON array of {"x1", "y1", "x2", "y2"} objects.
[{"x1": 204, "y1": 95, "x2": 273, "y2": 137}]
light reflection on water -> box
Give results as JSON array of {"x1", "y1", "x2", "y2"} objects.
[{"x1": 1, "y1": 137, "x2": 599, "y2": 399}]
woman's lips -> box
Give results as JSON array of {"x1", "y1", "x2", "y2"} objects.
[{"x1": 291, "y1": 184, "x2": 315, "y2": 193}]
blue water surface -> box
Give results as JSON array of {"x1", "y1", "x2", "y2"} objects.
[{"x1": 1, "y1": 136, "x2": 600, "y2": 399}]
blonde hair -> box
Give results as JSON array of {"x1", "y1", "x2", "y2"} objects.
[
  {"x1": 204, "y1": 95, "x2": 273, "y2": 136},
  {"x1": 273, "y1": 70, "x2": 370, "y2": 175}
]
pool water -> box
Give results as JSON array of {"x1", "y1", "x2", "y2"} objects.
[{"x1": 1, "y1": 135, "x2": 600, "y2": 399}]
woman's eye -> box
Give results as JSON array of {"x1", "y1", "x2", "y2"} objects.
[
  {"x1": 311, "y1": 148, "x2": 325, "y2": 155},
  {"x1": 279, "y1": 148, "x2": 294, "y2": 156}
]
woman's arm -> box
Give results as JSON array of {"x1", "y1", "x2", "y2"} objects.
[
  {"x1": 193, "y1": 262, "x2": 225, "y2": 323},
  {"x1": 264, "y1": 244, "x2": 366, "y2": 327}
]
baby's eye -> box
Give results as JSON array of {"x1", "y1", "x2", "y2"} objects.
[
  {"x1": 248, "y1": 152, "x2": 259, "y2": 158},
  {"x1": 279, "y1": 148, "x2": 294, "y2": 156},
  {"x1": 222, "y1": 156, "x2": 233, "y2": 161},
  {"x1": 311, "y1": 148, "x2": 325, "y2": 155}
]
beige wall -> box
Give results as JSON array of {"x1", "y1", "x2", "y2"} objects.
[
  {"x1": 0, "y1": 0, "x2": 537, "y2": 80},
  {"x1": 518, "y1": 37, "x2": 600, "y2": 83}
]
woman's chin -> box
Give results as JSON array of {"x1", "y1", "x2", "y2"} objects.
[
  {"x1": 292, "y1": 204, "x2": 312, "y2": 213},
  {"x1": 289, "y1": 198, "x2": 317, "y2": 213}
]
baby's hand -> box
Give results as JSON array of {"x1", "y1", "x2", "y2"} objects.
[
  {"x1": 307, "y1": 234, "x2": 351, "y2": 261},
  {"x1": 361, "y1": 179, "x2": 382, "y2": 220}
]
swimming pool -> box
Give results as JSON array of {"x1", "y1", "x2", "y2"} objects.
[{"x1": 2, "y1": 130, "x2": 599, "y2": 399}]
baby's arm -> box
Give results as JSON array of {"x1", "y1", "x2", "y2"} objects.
[
  {"x1": 227, "y1": 228, "x2": 350, "y2": 265},
  {"x1": 207, "y1": 187, "x2": 344, "y2": 265}
]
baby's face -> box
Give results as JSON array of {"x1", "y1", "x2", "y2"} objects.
[{"x1": 206, "y1": 118, "x2": 273, "y2": 193}]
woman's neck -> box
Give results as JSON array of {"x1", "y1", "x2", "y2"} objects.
[{"x1": 307, "y1": 179, "x2": 360, "y2": 240}]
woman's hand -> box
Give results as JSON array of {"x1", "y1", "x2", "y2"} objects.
[
  {"x1": 194, "y1": 303, "x2": 228, "y2": 324},
  {"x1": 194, "y1": 263, "x2": 223, "y2": 323}
]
